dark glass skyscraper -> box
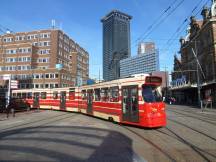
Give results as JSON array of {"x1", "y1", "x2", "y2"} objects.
[{"x1": 101, "y1": 10, "x2": 132, "y2": 81}]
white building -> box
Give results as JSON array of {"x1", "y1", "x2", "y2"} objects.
[{"x1": 120, "y1": 42, "x2": 159, "y2": 78}]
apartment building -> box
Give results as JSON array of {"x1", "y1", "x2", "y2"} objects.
[{"x1": 0, "y1": 29, "x2": 89, "y2": 89}]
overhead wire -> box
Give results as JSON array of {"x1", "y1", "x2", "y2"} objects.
[
  {"x1": 133, "y1": 0, "x2": 177, "y2": 44},
  {"x1": 113, "y1": 0, "x2": 185, "y2": 57},
  {"x1": 139, "y1": 0, "x2": 185, "y2": 43},
  {"x1": 0, "y1": 24, "x2": 13, "y2": 34},
  {"x1": 162, "y1": 0, "x2": 211, "y2": 52}
]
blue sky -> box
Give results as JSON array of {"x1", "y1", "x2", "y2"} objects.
[{"x1": 0, "y1": 0, "x2": 211, "y2": 79}]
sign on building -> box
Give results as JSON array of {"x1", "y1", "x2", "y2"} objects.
[
  {"x1": 1, "y1": 74, "x2": 11, "y2": 80},
  {"x1": 10, "y1": 80, "x2": 18, "y2": 89}
]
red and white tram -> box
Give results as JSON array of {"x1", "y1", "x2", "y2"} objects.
[{"x1": 12, "y1": 74, "x2": 166, "y2": 128}]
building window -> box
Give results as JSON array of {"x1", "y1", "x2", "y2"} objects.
[
  {"x1": 50, "y1": 74, "x2": 54, "y2": 78},
  {"x1": 45, "y1": 74, "x2": 49, "y2": 78},
  {"x1": 33, "y1": 42, "x2": 38, "y2": 46},
  {"x1": 15, "y1": 36, "x2": 25, "y2": 41},
  {"x1": 4, "y1": 37, "x2": 13, "y2": 42},
  {"x1": 38, "y1": 58, "x2": 49, "y2": 63},
  {"x1": 6, "y1": 49, "x2": 16, "y2": 54},
  {"x1": 50, "y1": 84, "x2": 54, "y2": 88},
  {"x1": 40, "y1": 33, "x2": 51, "y2": 38}
]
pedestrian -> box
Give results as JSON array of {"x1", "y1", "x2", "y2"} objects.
[
  {"x1": 169, "y1": 97, "x2": 172, "y2": 105},
  {"x1": 172, "y1": 97, "x2": 176, "y2": 104},
  {"x1": 205, "y1": 93, "x2": 212, "y2": 109},
  {"x1": 6, "y1": 99, "x2": 16, "y2": 118},
  {"x1": 0, "y1": 97, "x2": 6, "y2": 113},
  {"x1": 6, "y1": 103, "x2": 11, "y2": 118}
]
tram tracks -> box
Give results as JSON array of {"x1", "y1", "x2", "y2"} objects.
[
  {"x1": 121, "y1": 122, "x2": 215, "y2": 162},
  {"x1": 168, "y1": 109, "x2": 216, "y2": 126},
  {"x1": 156, "y1": 127, "x2": 215, "y2": 162},
  {"x1": 164, "y1": 109, "x2": 216, "y2": 161},
  {"x1": 169, "y1": 107, "x2": 216, "y2": 119},
  {"x1": 122, "y1": 126, "x2": 177, "y2": 162},
  {"x1": 167, "y1": 118, "x2": 216, "y2": 141}
]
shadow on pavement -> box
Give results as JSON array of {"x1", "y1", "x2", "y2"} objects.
[{"x1": 0, "y1": 125, "x2": 142, "y2": 162}]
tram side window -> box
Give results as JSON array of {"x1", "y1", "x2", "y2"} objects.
[
  {"x1": 27, "y1": 92, "x2": 32, "y2": 99},
  {"x1": 41, "y1": 92, "x2": 47, "y2": 99},
  {"x1": 82, "y1": 90, "x2": 87, "y2": 100},
  {"x1": 22, "y1": 93, "x2": 27, "y2": 99},
  {"x1": 69, "y1": 91, "x2": 75, "y2": 100},
  {"x1": 110, "y1": 87, "x2": 119, "y2": 102},
  {"x1": 101, "y1": 88, "x2": 109, "y2": 102},
  {"x1": 53, "y1": 91, "x2": 58, "y2": 99},
  {"x1": 94, "y1": 89, "x2": 100, "y2": 101},
  {"x1": 17, "y1": 93, "x2": 22, "y2": 98},
  {"x1": 12, "y1": 93, "x2": 16, "y2": 98}
]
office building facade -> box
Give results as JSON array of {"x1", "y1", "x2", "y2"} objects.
[
  {"x1": 0, "y1": 29, "x2": 89, "y2": 89},
  {"x1": 120, "y1": 43, "x2": 159, "y2": 78},
  {"x1": 101, "y1": 10, "x2": 132, "y2": 81},
  {"x1": 138, "y1": 42, "x2": 155, "y2": 54}
]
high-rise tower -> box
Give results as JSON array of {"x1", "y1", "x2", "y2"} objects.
[{"x1": 101, "y1": 10, "x2": 132, "y2": 81}]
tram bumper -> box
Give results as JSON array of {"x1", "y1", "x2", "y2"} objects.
[{"x1": 145, "y1": 114, "x2": 166, "y2": 128}]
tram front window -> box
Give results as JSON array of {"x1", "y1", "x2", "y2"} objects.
[{"x1": 142, "y1": 85, "x2": 162, "y2": 103}]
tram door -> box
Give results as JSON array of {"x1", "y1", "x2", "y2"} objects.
[
  {"x1": 60, "y1": 91, "x2": 66, "y2": 109},
  {"x1": 122, "y1": 86, "x2": 139, "y2": 122},
  {"x1": 33, "y1": 92, "x2": 40, "y2": 108},
  {"x1": 87, "y1": 89, "x2": 93, "y2": 114}
]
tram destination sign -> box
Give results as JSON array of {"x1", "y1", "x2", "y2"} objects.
[{"x1": 145, "y1": 76, "x2": 162, "y2": 84}]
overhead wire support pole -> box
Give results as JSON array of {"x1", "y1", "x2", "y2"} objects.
[
  {"x1": 191, "y1": 41, "x2": 206, "y2": 110},
  {"x1": 6, "y1": 74, "x2": 11, "y2": 108},
  {"x1": 164, "y1": 66, "x2": 168, "y2": 98},
  {"x1": 191, "y1": 48, "x2": 206, "y2": 79}
]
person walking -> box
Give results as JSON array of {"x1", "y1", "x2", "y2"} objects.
[
  {"x1": 0, "y1": 97, "x2": 6, "y2": 113},
  {"x1": 6, "y1": 103, "x2": 11, "y2": 118},
  {"x1": 205, "y1": 93, "x2": 213, "y2": 109},
  {"x1": 6, "y1": 98, "x2": 16, "y2": 118}
]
